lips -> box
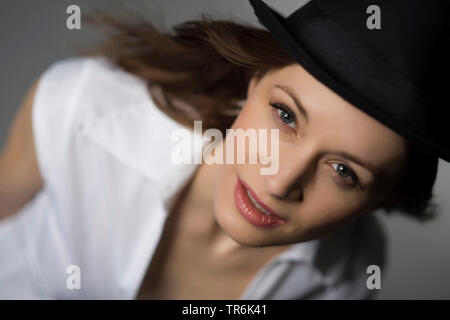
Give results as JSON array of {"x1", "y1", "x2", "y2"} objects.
[{"x1": 234, "y1": 176, "x2": 286, "y2": 228}]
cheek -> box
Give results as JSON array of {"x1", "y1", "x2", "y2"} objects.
[
  {"x1": 369, "y1": 171, "x2": 403, "y2": 208},
  {"x1": 291, "y1": 179, "x2": 372, "y2": 240},
  {"x1": 212, "y1": 106, "x2": 255, "y2": 204},
  {"x1": 213, "y1": 163, "x2": 232, "y2": 210},
  {"x1": 212, "y1": 162, "x2": 235, "y2": 231}
]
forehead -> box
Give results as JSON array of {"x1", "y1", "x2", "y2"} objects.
[{"x1": 262, "y1": 63, "x2": 409, "y2": 170}]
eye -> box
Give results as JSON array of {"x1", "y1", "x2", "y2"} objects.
[
  {"x1": 330, "y1": 162, "x2": 359, "y2": 187},
  {"x1": 269, "y1": 102, "x2": 297, "y2": 129}
]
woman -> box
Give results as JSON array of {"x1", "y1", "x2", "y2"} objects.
[{"x1": 0, "y1": 0, "x2": 447, "y2": 299}]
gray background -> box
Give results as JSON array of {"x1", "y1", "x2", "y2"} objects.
[{"x1": 1, "y1": 0, "x2": 449, "y2": 299}]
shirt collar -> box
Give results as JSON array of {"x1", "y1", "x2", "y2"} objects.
[{"x1": 273, "y1": 238, "x2": 322, "y2": 264}]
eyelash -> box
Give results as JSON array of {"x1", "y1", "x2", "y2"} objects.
[
  {"x1": 329, "y1": 162, "x2": 359, "y2": 187},
  {"x1": 269, "y1": 101, "x2": 360, "y2": 188},
  {"x1": 269, "y1": 101, "x2": 297, "y2": 130}
]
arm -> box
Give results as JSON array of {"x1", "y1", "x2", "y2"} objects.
[{"x1": 0, "y1": 77, "x2": 44, "y2": 220}]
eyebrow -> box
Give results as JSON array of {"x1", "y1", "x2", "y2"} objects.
[
  {"x1": 274, "y1": 84, "x2": 309, "y2": 123},
  {"x1": 330, "y1": 150, "x2": 377, "y2": 175}
]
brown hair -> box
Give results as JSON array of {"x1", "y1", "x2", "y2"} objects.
[{"x1": 82, "y1": 7, "x2": 439, "y2": 222}]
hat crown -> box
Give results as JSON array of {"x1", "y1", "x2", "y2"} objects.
[{"x1": 285, "y1": 0, "x2": 450, "y2": 96}]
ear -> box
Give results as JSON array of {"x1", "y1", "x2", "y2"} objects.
[{"x1": 247, "y1": 74, "x2": 260, "y2": 99}]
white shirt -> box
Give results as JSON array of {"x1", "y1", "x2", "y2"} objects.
[{"x1": 0, "y1": 56, "x2": 385, "y2": 299}]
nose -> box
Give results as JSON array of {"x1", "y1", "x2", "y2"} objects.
[
  {"x1": 264, "y1": 146, "x2": 315, "y2": 202},
  {"x1": 267, "y1": 181, "x2": 303, "y2": 201},
  {"x1": 265, "y1": 172, "x2": 304, "y2": 201}
]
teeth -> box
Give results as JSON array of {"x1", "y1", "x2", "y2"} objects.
[{"x1": 246, "y1": 189, "x2": 271, "y2": 216}]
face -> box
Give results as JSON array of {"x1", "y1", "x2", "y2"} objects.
[{"x1": 212, "y1": 63, "x2": 409, "y2": 247}]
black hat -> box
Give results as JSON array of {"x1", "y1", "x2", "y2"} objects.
[{"x1": 249, "y1": 0, "x2": 450, "y2": 162}]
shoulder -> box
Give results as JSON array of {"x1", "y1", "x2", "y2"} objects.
[
  {"x1": 32, "y1": 56, "x2": 167, "y2": 175},
  {"x1": 33, "y1": 55, "x2": 198, "y2": 190},
  {"x1": 33, "y1": 55, "x2": 150, "y2": 132},
  {"x1": 37, "y1": 55, "x2": 145, "y2": 94}
]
